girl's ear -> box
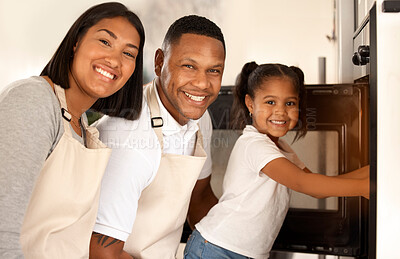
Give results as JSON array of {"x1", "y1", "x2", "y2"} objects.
[{"x1": 245, "y1": 94, "x2": 254, "y2": 114}]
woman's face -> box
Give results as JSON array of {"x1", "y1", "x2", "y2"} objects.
[
  {"x1": 69, "y1": 16, "x2": 140, "y2": 101},
  {"x1": 245, "y1": 77, "x2": 299, "y2": 142}
]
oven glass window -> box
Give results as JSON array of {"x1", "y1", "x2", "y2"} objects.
[{"x1": 282, "y1": 131, "x2": 339, "y2": 211}]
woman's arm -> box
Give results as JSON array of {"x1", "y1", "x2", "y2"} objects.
[
  {"x1": 0, "y1": 80, "x2": 62, "y2": 252},
  {"x1": 262, "y1": 158, "x2": 369, "y2": 199}
]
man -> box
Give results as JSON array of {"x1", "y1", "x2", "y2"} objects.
[{"x1": 89, "y1": 15, "x2": 226, "y2": 259}]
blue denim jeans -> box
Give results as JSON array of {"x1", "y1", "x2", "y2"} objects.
[{"x1": 184, "y1": 229, "x2": 253, "y2": 259}]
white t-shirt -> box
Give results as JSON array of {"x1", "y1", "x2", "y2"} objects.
[
  {"x1": 195, "y1": 125, "x2": 305, "y2": 259},
  {"x1": 93, "y1": 85, "x2": 213, "y2": 242}
]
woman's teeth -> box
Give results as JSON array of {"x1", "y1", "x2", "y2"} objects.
[
  {"x1": 95, "y1": 67, "x2": 115, "y2": 80},
  {"x1": 271, "y1": 120, "x2": 286, "y2": 125},
  {"x1": 184, "y1": 92, "x2": 205, "y2": 101}
]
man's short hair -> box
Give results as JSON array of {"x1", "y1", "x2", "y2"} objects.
[{"x1": 162, "y1": 15, "x2": 225, "y2": 53}]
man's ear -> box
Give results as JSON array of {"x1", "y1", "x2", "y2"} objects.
[
  {"x1": 245, "y1": 94, "x2": 254, "y2": 114},
  {"x1": 154, "y1": 48, "x2": 164, "y2": 76}
]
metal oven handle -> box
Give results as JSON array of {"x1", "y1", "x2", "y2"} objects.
[{"x1": 352, "y1": 45, "x2": 370, "y2": 66}]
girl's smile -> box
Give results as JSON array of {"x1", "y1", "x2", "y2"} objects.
[{"x1": 245, "y1": 77, "x2": 299, "y2": 143}]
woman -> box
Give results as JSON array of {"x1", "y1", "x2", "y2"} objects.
[{"x1": 0, "y1": 2, "x2": 145, "y2": 258}]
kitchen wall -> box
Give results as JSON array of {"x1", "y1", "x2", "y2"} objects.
[{"x1": 0, "y1": 0, "x2": 338, "y2": 92}]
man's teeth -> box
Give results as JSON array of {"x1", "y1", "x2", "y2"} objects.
[
  {"x1": 184, "y1": 92, "x2": 206, "y2": 101},
  {"x1": 96, "y1": 67, "x2": 115, "y2": 80},
  {"x1": 271, "y1": 120, "x2": 286, "y2": 125}
]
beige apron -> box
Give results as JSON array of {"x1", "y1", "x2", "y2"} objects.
[
  {"x1": 124, "y1": 81, "x2": 207, "y2": 259},
  {"x1": 20, "y1": 84, "x2": 112, "y2": 259}
]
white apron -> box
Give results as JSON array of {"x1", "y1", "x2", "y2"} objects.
[
  {"x1": 20, "y1": 83, "x2": 112, "y2": 259},
  {"x1": 124, "y1": 82, "x2": 207, "y2": 259}
]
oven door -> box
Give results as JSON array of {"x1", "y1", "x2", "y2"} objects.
[{"x1": 206, "y1": 83, "x2": 369, "y2": 257}]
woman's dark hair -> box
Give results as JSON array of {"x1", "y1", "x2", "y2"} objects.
[
  {"x1": 41, "y1": 2, "x2": 145, "y2": 120},
  {"x1": 162, "y1": 15, "x2": 225, "y2": 54},
  {"x1": 231, "y1": 62, "x2": 307, "y2": 142}
]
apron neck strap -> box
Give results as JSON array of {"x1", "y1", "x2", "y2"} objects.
[
  {"x1": 145, "y1": 80, "x2": 204, "y2": 151},
  {"x1": 53, "y1": 84, "x2": 73, "y2": 137},
  {"x1": 145, "y1": 80, "x2": 164, "y2": 149}
]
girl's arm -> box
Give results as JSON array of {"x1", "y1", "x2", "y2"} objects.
[
  {"x1": 335, "y1": 165, "x2": 369, "y2": 179},
  {"x1": 303, "y1": 165, "x2": 369, "y2": 179},
  {"x1": 262, "y1": 158, "x2": 369, "y2": 199}
]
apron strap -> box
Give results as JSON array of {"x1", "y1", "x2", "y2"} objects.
[
  {"x1": 145, "y1": 81, "x2": 164, "y2": 150},
  {"x1": 53, "y1": 84, "x2": 73, "y2": 137}
]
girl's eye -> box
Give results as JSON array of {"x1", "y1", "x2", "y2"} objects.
[
  {"x1": 100, "y1": 39, "x2": 110, "y2": 46},
  {"x1": 266, "y1": 101, "x2": 275, "y2": 105},
  {"x1": 286, "y1": 101, "x2": 296, "y2": 106}
]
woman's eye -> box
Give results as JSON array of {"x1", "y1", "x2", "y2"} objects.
[
  {"x1": 183, "y1": 64, "x2": 194, "y2": 69},
  {"x1": 123, "y1": 52, "x2": 136, "y2": 59},
  {"x1": 99, "y1": 39, "x2": 110, "y2": 46}
]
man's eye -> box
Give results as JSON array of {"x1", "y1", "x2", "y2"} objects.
[
  {"x1": 183, "y1": 65, "x2": 194, "y2": 69},
  {"x1": 100, "y1": 39, "x2": 110, "y2": 46},
  {"x1": 209, "y1": 69, "x2": 221, "y2": 74}
]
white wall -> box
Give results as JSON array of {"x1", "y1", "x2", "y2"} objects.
[
  {"x1": 0, "y1": 0, "x2": 337, "y2": 92},
  {"x1": 219, "y1": 0, "x2": 338, "y2": 85}
]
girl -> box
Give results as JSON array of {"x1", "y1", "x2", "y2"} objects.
[
  {"x1": 184, "y1": 62, "x2": 369, "y2": 259},
  {"x1": 0, "y1": 2, "x2": 145, "y2": 258}
]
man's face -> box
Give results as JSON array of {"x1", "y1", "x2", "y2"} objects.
[{"x1": 155, "y1": 33, "x2": 225, "y2": 125}]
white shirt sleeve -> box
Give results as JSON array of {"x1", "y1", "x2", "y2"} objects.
[
  {"x1": 245, "y1": 136, "x2": 285, "y2": 174},
  {"x1": 198, "y1": 110, "x2": 213, "y2": 179},
  {"x1": 93, "y1": 146, "x2": 156, "y2": 241},
  {"x1": 93, "y1": 113, "x2": 161, "y2": 242}
]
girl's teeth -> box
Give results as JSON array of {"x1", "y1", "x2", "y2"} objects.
[
  {"x1": 96, "y1": 67, "x2": 115, "y2": 80},
  {"x1": 184, "y1": 92, "x2": 205, "y2": 101},
  {"x1": 271, "y1": 120, "x2": 286, "y2": 125}
]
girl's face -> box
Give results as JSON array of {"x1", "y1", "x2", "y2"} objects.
[
  {"x1": 245, "y1": 77, "x2": 299, "y2": 142},
  {"x1": 69, "y1": 16, "x2": 141, "y2": 101}
]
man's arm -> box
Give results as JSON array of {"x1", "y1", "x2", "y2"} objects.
[
  {"x1": 187, "y1": 175, "x2": 218, "y2": 229},
  {"x1": 90, "y1": 116, "x2": 158, "y2": 259},
  {"x1": 89, "y1": 232, "x2": 133, "y2": 259}
]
